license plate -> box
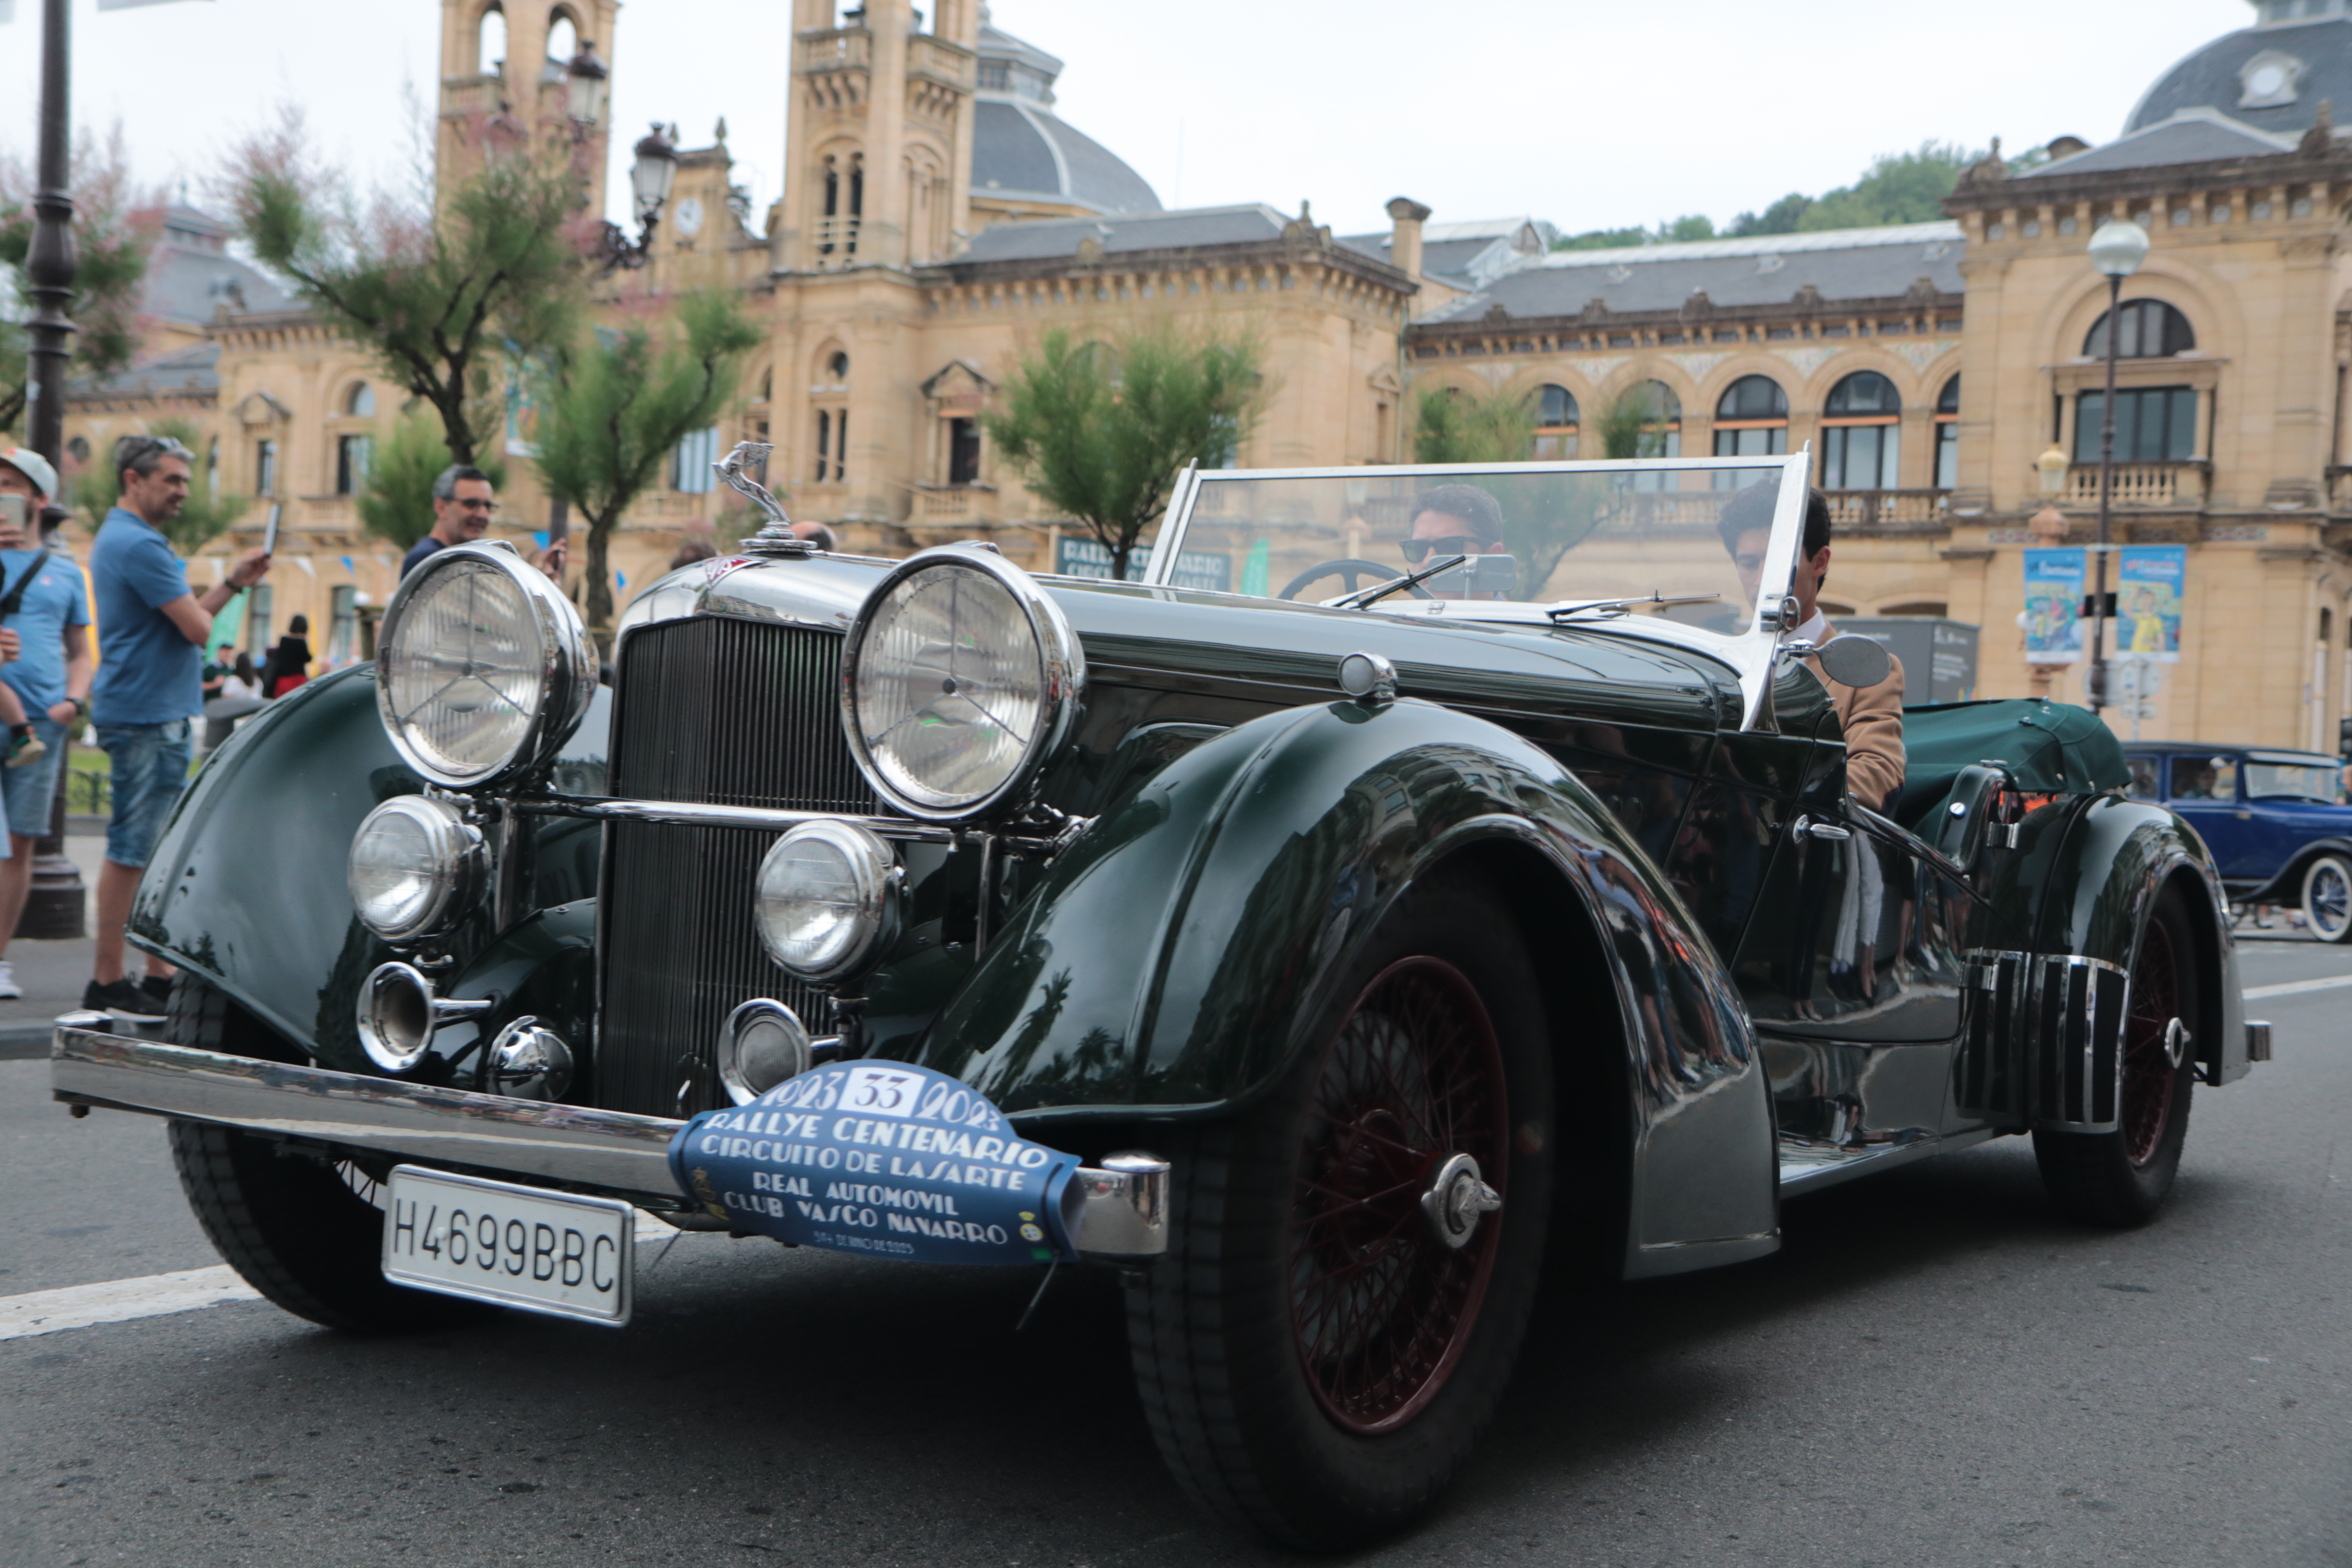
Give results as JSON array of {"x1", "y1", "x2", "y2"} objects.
[{"x1": 382, "y1": 1165, "x2": 635, "y2": 1326}]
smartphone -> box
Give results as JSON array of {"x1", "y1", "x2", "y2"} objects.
[
  {"x1": 0, "y1": 494, "x2": 23, "y2": 541},
  {"x1": 1426, "y1": 554, "x2": 1519, "y2": 597},
  {"x1": 261, "y1": 502, "x2": 281, "y2": 557}
]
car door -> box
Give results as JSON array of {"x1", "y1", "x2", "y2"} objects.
[{"x1": 2165, "y1": 752, "x2": 2256, "y2": 879}]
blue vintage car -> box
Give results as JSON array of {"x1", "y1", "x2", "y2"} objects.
[{"x1": 2123, "y1": 744, "x2": 2352, "y2": 942}]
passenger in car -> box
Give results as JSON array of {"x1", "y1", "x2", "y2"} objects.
[
  {"x1": 1718, "y1": 483, "x2": 1906, "y2": 812},
  {"x1": 1403, "y1": 484, "x2": 1515, "y2": 600}
]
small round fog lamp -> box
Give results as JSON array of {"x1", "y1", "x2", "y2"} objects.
[
  {"x1": 753, "y1": 821, "x2": 900, "y2": 981},
  {"x1": 719, "y1": 999, "x2": 814, "y2": 1105}
]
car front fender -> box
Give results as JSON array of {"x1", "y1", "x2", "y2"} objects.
[
  {"x1": 2038, "y1": 796, "x2": 2248, "y2": 1086},
  {"x1": 926, "y1": 696, "x2": 1779, "y2": 1278}
]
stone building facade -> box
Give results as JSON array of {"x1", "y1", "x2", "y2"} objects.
[{"x1": 51, "y1": 0, "x2": 2352, "y2": 751}]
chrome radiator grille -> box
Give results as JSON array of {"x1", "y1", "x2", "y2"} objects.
[{"x1": 599, "y1": 615, "x2": 879, "y2": 1115}]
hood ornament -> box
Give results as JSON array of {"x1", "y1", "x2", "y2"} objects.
[{"x1": 715, "y1": 441, "x2": 813, "y2": 558}]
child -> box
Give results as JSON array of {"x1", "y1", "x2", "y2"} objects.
[{"x1": 0, "y1": 510, "x2": 49, "y2": 769}]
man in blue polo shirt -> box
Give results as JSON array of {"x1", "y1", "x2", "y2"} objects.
[{"x1": 85, "y1": 434, "x2": 270, "y2": 1021}]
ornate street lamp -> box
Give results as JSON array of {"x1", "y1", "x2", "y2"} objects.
[
  {"x1": 599, "y1": 123, "x2": 679, "y2": 272},
  {"x1": 565, "y1": 40, "x2": 610, "y2": 129},
  {"x1": 2030, "y1": 443, "x2": 2071, "y2": 541},
  {"x1": 2083, "y1": 218, "x2": 2151, "y2": 712}
]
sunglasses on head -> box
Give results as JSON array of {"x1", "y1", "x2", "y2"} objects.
[
  {"x1": 118, "y1": 435, "x2": 194, "y2": 469},
  {"x1": 1400, "y1": 535, "x2": 1494, "y2": 564}
]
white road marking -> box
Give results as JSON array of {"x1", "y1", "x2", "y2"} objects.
[
  {"x1": 0, "y1": 1213, "x2": 691, "y2": 1341},
  {"x1": 0, "y1": 1266, "x2": 261, "y2": 1341},
  {"x1": 2244, "y1": 975, "x2": 2352, "y2": 1000}
]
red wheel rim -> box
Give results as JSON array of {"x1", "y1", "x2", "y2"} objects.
[
  {"x1": 1285, "y1": 955, "x2": 1508, "y2": 1435},
  {"x1": 2121, "y1": 917, "x2": 2180, "y2": 1167}
]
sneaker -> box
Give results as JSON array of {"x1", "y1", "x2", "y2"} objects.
[
  {"x1": 5, "y1": 727, "x2": 44, "y2": 769},
  {"x1": 0, "y1": 960, "x2": 20, "y2": 1000},
  {"x1": 82, "y1": 977, "x2": 166, "y2": 1024}
]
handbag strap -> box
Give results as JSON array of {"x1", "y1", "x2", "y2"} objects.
[{"x1": 0, "y1": 548, "x2": 52, "y2": 621}]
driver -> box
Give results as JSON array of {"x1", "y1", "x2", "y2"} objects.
[
  {"x1": 1403, "y1": 484, "x2": 1513, "y2": 600},
  {"x1": 1718, "y1": 483, "x2": 1905, "y2": 812}
]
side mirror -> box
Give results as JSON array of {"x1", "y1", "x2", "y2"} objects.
[{"x1": 1814, "y1": 634, "x2": 1892, "y2": 690}]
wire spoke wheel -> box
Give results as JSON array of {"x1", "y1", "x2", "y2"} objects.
[
  {"x1": 2119, "y1": 915, "x2": 2180, "y2": 1168},
  {"x1": 2304, "y1": 856, "x2": 2352, "y2": 943},
  {"x1": 1287, "y1": 956, "x2": 1507, "y2": 1435}
]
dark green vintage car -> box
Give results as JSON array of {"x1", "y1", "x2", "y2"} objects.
[{"x1": 52, "y1": 448, "x2": 2265, "y2": 1548}]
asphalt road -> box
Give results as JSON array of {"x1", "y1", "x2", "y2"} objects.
[{"x1": 4, "y1": 933, "x2": 2350, "y2": 1568}]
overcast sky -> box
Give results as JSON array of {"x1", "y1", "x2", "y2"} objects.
[{"x1": 0, "y1": 0, "x2": 2258, "y2": 240}]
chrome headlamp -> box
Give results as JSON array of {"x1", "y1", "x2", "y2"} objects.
[
  {"x1": 375, "y1": 541, "x2": 596, "y2": 789},
  {"x1": 753, "y1": 820, "x2": 901, "y2": 981},
  {"x1": 348, "y1": 795, "x2": 487, "y2": 942},
  {"x1": 839, "y1": 544, "x2": 1085, "y2": 821}
]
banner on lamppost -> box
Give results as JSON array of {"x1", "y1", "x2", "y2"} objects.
[
  {"x1": 2022, "y1": 547, "x2": 2086, "y2": 664},
  {"x1": 2114, "y1": 544, "x2": 2185, "y2": 662}
]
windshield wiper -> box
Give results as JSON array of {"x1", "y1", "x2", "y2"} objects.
[
  {"x1": 1331, "y1": 554, "x2": 1468, "y2": 610},
  {"x1": 1546, "y1": 592, "x2": 1722, "y2": 623}
]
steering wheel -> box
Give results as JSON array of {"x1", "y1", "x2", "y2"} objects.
[{"x1": 1277, "y1": 558, "x2": 1435, "y2": 603}]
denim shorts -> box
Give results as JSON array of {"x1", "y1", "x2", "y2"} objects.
[
  {"x1": 96, "y1": 718, "x2": 192, "y2": 869},
  {"x1": 0, "y1": 713, "x2": 67, "y2": 840}
]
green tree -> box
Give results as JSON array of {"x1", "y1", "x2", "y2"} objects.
[
  {"x1": 1591, "y1": 385, "x2": 1667, "y2": 461},
  {"x1": 0, "y1": 127, "x2": 155, "y2": 434},
  {"x1": 355, "y1": 408, "x2": 507, "y2": 550},
  {"x1": 985, "y1": 323, "x2": 1265, "y2": 581},
  {"x1": 1411, "y1": 384, "x2": 1536, "y2": 464},
  {"x1": 1797, "y1": 142, "x2": 1976, "y2": 230},
  {"x1": 1551, "y1": 224, "x2": 1651, "y2": 252},
  {"x1": 73, "y1": 417, "x2": 246, "y2": 552},
  {"x1": 220, "y1": 108, "x2": 584, "y2": 467},
  {"x1": 532, "y1": 290, "x2": 761, "y2": 635}
]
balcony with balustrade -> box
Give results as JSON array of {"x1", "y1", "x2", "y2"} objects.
[
  {"x1": 2063, "y1": 461, "x2": 2209, "y2": 509},
  {"x1": 439, "y1": 72, "x2": 505, "y2": 121},
  {"x1": 909, "y1": 485, "x2": 996, "y2": 526},
  {"x1": 1822, "y1": 490, "x2": 1952, "y2": 531},
  {"x1": 796, "y1": 26, "x2": 873, "y2": 77}
]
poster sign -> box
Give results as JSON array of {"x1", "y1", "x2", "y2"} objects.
[
  {"x1": 1055, "y1": 536, "x2": 1232, "y2": 593},
  {"x1": 2115, "y1": 546, "x2": 2185, "y2": 662},
  {"x1": 2023, "y1": 548, "x2": 2085, "y2": 664},
  {"x1": 668, "y1": 1061, "x2": 1082, "y2": 1267}
]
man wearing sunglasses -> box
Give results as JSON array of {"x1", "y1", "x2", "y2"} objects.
[
  {"x1": 85, "y1": 434, "x2": 272, "y2": 1021},
  {"x1": 1402, "y1": 483, "x2": 1514, "y2": 600}
]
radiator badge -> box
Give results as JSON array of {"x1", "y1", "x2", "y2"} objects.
[{"x1": 666, "y1": 1061, "x2": 1083, "y2": 1266}]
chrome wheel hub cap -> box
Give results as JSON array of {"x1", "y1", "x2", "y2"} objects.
[{"x1": 1421, "y1": 1151, "x2": 1503, "y2": 1250}]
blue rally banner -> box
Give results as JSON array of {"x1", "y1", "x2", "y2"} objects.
[{"x1": 668, "y1": 1061, "x2": 1082, "y2": 1266}]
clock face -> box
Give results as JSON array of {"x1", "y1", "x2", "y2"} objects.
[{"x1": 674, "y1": 196, "x2": 705, "y2": 238}]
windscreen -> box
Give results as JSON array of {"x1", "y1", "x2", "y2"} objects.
[
  {"x1": 2245, "y1": 760, "x2": 2342, "y2": 802},
  {"x1": 1162, "y1": 463, "x2": 1793, "y2": 635}
]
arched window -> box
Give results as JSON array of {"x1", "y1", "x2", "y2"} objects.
[
  {"x1": 2084, "y1": 299, "x2": 2194, "y2": 359},
  {"x1": 1533, "y1": 383, "x2": 1578, "y2": 459},
  {"x1": 1712, "y1": 376, "x2": 1787, "y2": 485},
  {"x1": 477, "y1": 5, "x2": 506, "y2": 75},
  {"x1": 826, "y1": 350, "x2": 849, "y2": 383},
  {"x1": 545, "y1": 10, "x2": 579, "y2": 67},
  {"x1": 1934, "y1": 374, "x2": 1960, "y2": 490},
  {"x1": 345, "y1": 382, "x2": 376, "y2": 418},
  {"x1": 1822, "y1": 370, "x2": 1901, "y2": 490},
  {"x1": 818, "y1": 153, "x2": 863, "y2": 260}
]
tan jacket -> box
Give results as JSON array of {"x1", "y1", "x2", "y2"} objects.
[{"x1": 1804, "y1": 619, "x2": 1906, "y2": 812}]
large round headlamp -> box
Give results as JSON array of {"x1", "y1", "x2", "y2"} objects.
[
  {"x1": 754, "y1": 820, "x2": 901, "y2": 980},
  {"x1": 348, "y1": 795, "x2": 487, "y2": 941},
  {"x1": 840, "y1": 545, "x2": 1085, "y2": 820},
  {"x1": 375, "y1": 542, "x2": 595, "y2": 788}
]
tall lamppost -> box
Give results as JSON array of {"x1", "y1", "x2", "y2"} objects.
[{"x1": 2084, "y1": 217, "x2": 2151, "y2": 712}]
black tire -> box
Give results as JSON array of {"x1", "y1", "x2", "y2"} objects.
[
  {"x1": 2033, "y1": 886, "x2": 2200, "y2": 1226},
  {"x1": 165, "y1": 975, "x2": 494, "y2": 1334},
  {"x1": 1125, "y1": 872, "x2": 1554, "y2": 1549},
  {"x1": 2301, "y1": 854, "x2": 2352, "y2": 944}
]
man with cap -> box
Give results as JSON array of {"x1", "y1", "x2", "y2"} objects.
[{"x1": 0, "y1": 447, "x2": 89, "y2": 1000}]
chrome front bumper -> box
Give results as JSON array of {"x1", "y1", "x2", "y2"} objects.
[{"x1": 49, "y1": 1022, "x2": 1169, "y2": 1260}]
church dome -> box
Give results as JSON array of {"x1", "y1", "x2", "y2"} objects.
[
  {"x1": 970, "y1": 14, "x2": 1160, "y2": 216},
  {"x1": 2125, "y1": 4, "x2": 2352, "y2": 137}
]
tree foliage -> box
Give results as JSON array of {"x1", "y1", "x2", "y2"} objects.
[
  {"x1": 1591, "y1": 385, "x2": 1668, "y2": 462},
  {"x1": 357, "y1": 409, "x2": 466, "y2": 549},
  {"x1": 1729, "y1": 142, "x2": 1980, "y2": 236},
  {"x1": 72, "y1": 416, "x2": 246, "y2": 553},
  {"x1": 220, "y1": 107, "x2": 584, "y2": 467},
  {"x1": 984, "y1": 323, "x2": 1265, "y2": 581},
  {"x1": 1411, "y1": 385, "x2": 1535, "y2": 464},
  {"x1": 0, "y1": 127, "x2": 157, "y2": 435},
  {"x1": 532, "y1": 290, "x2": 761, "y2": 634}
]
